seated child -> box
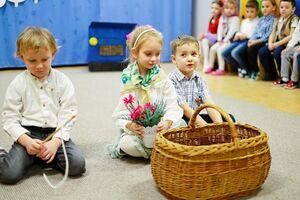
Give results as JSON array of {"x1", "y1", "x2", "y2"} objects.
[
  {"x1": 274, "y1": 20, "x2": 300, "y2": 89},
  {"x1": 247, "y1": 0, "x2": 277, "y2": 80},
  {"x1": 258, "y1": 0, "x2": 299, "y2": 80},
  {"x1": 206, "y1": 0, "x2": 240, "y2": 75},
  {"x1": 0, "y1": 27, "x2": 86, "y2": 184},
  {"x1": 169, "y1": 35, "x2": 235, "y2": 126},
  {"x1": 222, "y1": 0, "x2": 259, "y2": 78},
  {"x1": 199, "y1": 0, "x2": 223, "y2": 72},
  {"x1": 106, "y1": 25, "x2": 183, "y2": 159}
]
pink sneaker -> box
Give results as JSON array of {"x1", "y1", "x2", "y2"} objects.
[
  {"x1": 204, "y1": 67, "x2": 213, "y2": 74},
  {"x1": 210, "y1": 69, "x2": 225, "y2": 76}
]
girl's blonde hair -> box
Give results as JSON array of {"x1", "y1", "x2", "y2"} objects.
[
  {"x1": 16, "y1": 26, "x2": 59, "y2": 57},
  {"x1": 126, "y1": 25, "x2": 163, "y2": 63}
]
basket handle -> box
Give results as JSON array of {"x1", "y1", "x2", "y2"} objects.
[{"x1": 188, "y1": 103, "x2": 239, "y2": 146}]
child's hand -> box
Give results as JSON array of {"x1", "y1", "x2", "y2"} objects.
[
  {"x1": 126, "y1": 122, "x2": 144, "y2": 137},
  {"x1": 282, "y1": 47, "x2": 290, "y2": 54},
  {"x1": 198, "y1": 33, "x2": 205, "y2": 40},
  {"x1": 36, "y1": 138, "x2": 61, "y2": 163},
  {"x1": 156, "y1": 120, "x2": 173, "y2": 132},
  {"x1": 25, "y1": 138, "x2": 43, "y2": 156},
  {"x1": 268, "y1": 43, "x2": 276, "y2": 51},
  {"x1": 248, "y1": 40, "x2": 254, "y2": 47},
  {"x1": 233, "y1": 34, "x2": 240, "y2": 41}
]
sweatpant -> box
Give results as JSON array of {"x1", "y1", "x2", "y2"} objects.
[
  {"x1": 0, "y1": 126, "x2": 86, "y2": 184},
  {"x1": 281, "y1": 46, "x2": 300, "y2": 82}
]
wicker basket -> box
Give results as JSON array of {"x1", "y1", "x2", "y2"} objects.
[{"x1": 151, "y1": 104, "x2": 271, "y2": 200}]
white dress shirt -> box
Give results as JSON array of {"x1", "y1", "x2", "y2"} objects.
[{"x1": 2, "y1": 68, "x2": 77, "y2": 141}]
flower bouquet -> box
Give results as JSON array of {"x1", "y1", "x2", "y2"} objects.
[{"x1": 122, "y1": 94, "x2": 166, "y2": 148}]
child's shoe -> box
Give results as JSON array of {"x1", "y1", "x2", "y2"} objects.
[
  {"x1": 0, "y1": 147, "x2": 7, "y2": 156},
  {"x1": 238, "y1": 68, "x2": 243, "y2": 77},
  {"x1": 285, "y1": 80, "x2": 298, "y2": 89},
  {"x1": 203, "y1": 67, "x2": 214, "y2": 74},
  {"x1": 273, "y1": 79, "x2": 288, "y2": 86},
  {"x1": 240, "y1": 69, "x2": 248, "y2": 78},
  {"x1": 210, "y1": 69, "x2": 225, "y2": 76},
  {"x1": 250, "y1": 72, "x2": 259, "y2": 80}
]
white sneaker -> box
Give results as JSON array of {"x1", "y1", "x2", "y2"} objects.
[{"x1": 0, "y1": 147, "x2": 7, "y2": 155}]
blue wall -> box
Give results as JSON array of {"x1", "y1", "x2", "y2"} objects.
[{"x1": 0, "y1": 0, "x2": 192, "y2": 68}]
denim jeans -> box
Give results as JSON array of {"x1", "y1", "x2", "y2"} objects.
[
  {"x1": 0, "y1": 126, "x2": 86, "y2": 184},
  {"x1": 222, "y1": 40, "x2": 248, "y2": 70}
]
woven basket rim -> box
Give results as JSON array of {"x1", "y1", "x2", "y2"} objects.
[{"x1": 155, "y1": 123, "x2": 268, "y2": 156}]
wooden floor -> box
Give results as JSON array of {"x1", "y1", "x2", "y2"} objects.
[{"x1": 162, "y1": 63, "x2": 300, "y2": 115}]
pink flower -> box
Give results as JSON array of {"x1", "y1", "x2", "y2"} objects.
[
  {"x1": 130, "y1": 105, "x2": 143, "y2": 121},
  {"x1": 144, "y1": 102, "x2": 155, "y2": 112},
  {"x1": 123, "y1": 94, "x2": 135, "y2": 105}
]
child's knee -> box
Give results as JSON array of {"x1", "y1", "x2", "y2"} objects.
[
  {"x1": 119, "y1": 135, "x2": 141, "y2": 157},
  {"x1": 68, "y1": 154, "x2": 86, "y2": 176},
  {"x1": 0, "y1": 168, "x2": 23, "y2": 184}
]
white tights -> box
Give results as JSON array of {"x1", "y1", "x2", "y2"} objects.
[
  {"x1": 200, "y1": 38, "x2": 211, "y2": 69},
  {"x1": 209, "y1": 42, "x2": 230, "y2": 71},
  {"x1": 119, "y1": 135, "x2": 143, "y2": 157}
]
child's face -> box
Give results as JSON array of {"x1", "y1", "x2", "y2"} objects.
[
  {"x1": 171, "y1": 43, "x2": 200, "y2": 78},
  {"x1": 19, "y1": 47, "x2": 54, "y2": 81},
  {"x1": 280, "y1": 1, "x2": 294, "y2": 18},
  {"x1": 261, "y1": 0, "x2": 275, "y2": 16},
  {"x1": 245, "y1": 7, "x2": 258, "y2": 19},
  {"x1": 133, "y1": 37, "x2": 162, "y2": 75},
  {"x1": 224, "y1": 3, "x2": 235, "y2": 17},
  {"x1": 211, "y1": 3, "x2": 222, "y2": 18}
]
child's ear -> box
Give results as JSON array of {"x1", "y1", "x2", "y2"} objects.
[
  {"x1": 131, "y1": 48, "x2": 138, "y2": 60},
  {"x1": 52, "y1": 52, "x2": 57, "y2": 60},
  {"x1": 17, "y1": 53, "x2": 25, "y2": 62},
  {"x1": 171, "y1": 54, "x2": 177, "y2": 64}
]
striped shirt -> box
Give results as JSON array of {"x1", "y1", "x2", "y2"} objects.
[{"x1": 168, "y1": 68, "x2": 210, "y2": 110}]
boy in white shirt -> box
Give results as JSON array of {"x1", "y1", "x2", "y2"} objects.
[
  {"x1": 222, "y1": 0, "x2": 259, "y2": 78},
  {"x1": 0, "y1": 27, "x2": 85, "y2": 184}
]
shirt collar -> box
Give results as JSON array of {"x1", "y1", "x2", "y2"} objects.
[
  {"x1": 174, "y1": 68, "x2": 199, "y2": 81},
  {"x1": 263, "y1": 15, "x2": 274, "y2": 21},
  {"x1": 28, "y1": 68, "x2": 52, "y2": 84}
]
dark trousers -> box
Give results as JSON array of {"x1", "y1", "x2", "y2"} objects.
[
  {"x1": 247, "y1": 42, "x2": 266, "y2": 73},
  {"x1": 0, "y1": 126, "x2": 86, "y2": 184},
  {"x1": 183, "y1": 114, "x2": 236, "y2": 124},
  {"x1": 258, "y1": 44, "x2": 285, "y2": 79}
]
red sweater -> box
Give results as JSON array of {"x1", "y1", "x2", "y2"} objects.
[{"x1": 208, "y1": 15, "x2": 221, "y2": 34}]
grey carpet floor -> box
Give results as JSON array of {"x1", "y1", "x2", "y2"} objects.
[{"x1": 0, "y1": 66, "x2": 299, "y2": 200}]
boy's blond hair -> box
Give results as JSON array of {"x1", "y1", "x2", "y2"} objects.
[
  {"x1": 171, "y1": 35, "x2": 200, "y2": 55},
  {"x1": 16, "y1": 27, "x2": 58, "y2": 57}
]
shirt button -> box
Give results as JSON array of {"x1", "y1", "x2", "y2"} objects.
[
  {"x1": 42, "y1": 104, "x2": 46, "y2": 107},
  {"x1": 44, "y1": 122, "x2": 47, "y2": 125},
  {"x1": 40, "y1": 86, "x2": 43, "y2": 90}
]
